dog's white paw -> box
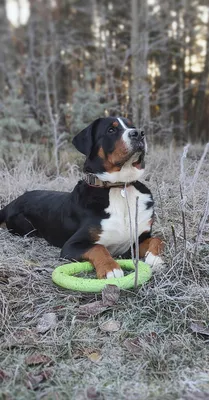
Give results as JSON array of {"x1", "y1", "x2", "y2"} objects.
[
  {"x1": 145, "y1": 251, "x2": 164, "y2": 271},
  {"x1": 106, "y1": 268, "x2": 124, "y2": 279}
]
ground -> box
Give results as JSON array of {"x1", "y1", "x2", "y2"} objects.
[{"x1": 0, "y1": 145, "x2": 209, "y2": 400}]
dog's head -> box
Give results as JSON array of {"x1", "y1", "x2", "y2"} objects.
[{"x1": 72, "y1": 117, "x2": 147, "y2": 183}]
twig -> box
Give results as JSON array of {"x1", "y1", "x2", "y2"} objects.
[
  {"x1": 179, "y1": 144, "x2": 190, "y2": 262},
  {"x1": 42, "y1": 30, "x2": 60, "y2": 176},
  {"x1": 134, "y1": 196, "x2": 139, "y2": 289},
  {"x1": 124, "y1": 185, "x2": 134, "y2": 261},
  {"x1": 155, "y1": 176, "x2": 164, "y2": 223},
  {"x1": 180, "y1": 183, "x2": 187, "y2": 253},
  {"x1": 171, "y1": 224, "x2": 177, "y2": 255},
  {"x1": 124, "y1": 186, "x2": 139, "y2": 289}
]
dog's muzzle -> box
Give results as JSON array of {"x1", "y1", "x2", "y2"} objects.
[{"x1": 128, "y1": 130, "x2": 145, "y2": 152}]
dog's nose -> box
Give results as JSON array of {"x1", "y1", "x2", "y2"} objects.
[
  {"x1": 128, "y1": 130, "x2": 144, "y2": 140},
  {"x1": 128, "y1": 130, "x2": 139, "y2": 139}
]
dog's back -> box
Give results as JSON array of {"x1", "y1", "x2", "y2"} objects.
[{"x1": 0, "y1": 190, "x2": 75, "y2": 247}]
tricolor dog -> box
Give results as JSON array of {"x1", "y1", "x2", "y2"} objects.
[{"x1": 0, "y1": 117, "x2": 164, "y2": 278}]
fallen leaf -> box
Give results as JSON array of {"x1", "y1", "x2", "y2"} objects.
[
  {"x1": 26, "y1": 369, "x2": 52, "y2": 390},
  {"x1": 123, "y1": 337, "x2": 142, "y2": 355},
  {"x1": 190, "y1": 322, "x2": 209, "y2": 336},
  {"x1": 36, "y1": 313, "x2": 57, "y2": 333},
  {"x1": 77, "y1": 301, "x2": 107, "y2": 319},
  {"x1": 86, "y1": 351, "x2": 102, "y2": 363},
  {"x1": 86, "y1": 386, "x2": 104, "y2": 399},
  {"x1": 75, "y1": 388, "x2": 104, "y2": 400},
  {"x1": 25, "y1": 354, "x2": 53, "y2": 366},
  {"x1": 76, "y1": 285, "x2": 120, "y2": 320},
  {"x1": 99, "y1": 319, "x2": 120, "y2": 332},
  {"x1": 102, "y1": 284, "x2": 120, "y2": 306},
  {"x1": 0, "y1": 369, "x2": 10, "y2": 382}
]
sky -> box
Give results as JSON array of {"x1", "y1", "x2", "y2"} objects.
[{"x1": 6, "y1": 0, "x2": 30, "y2": 27}]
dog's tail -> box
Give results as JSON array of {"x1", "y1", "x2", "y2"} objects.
[{"x1": 0, "y1": 208, "x2": 5, "y2": 224}]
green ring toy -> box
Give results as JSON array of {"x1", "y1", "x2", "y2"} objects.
[{"x1": 52, "y1": 259, "x2": 152, "y2": 293}]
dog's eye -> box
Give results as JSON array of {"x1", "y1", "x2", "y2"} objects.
[
  {"x1": 108, "y1": 127, "x2": 116, "y2": 134},
  {"x1": 141, "y1": 130, "x2": 145, "y2": 139}
]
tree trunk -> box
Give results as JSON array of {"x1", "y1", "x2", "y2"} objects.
[
  {"x1": 159, "y1": 0, "x2": 171, "y2": 139},
  {"x1": 131, "y1": 0, "x2": 139, "y2": 126},
  {"x1": 0, "y1": 0, "x2": 10, "y2": 95},
  {"x1": 191, "y1": 7, "x2": 209, "y2": 142},
  {"x1": 139, "y1": 0, "x2": 150, "y2": 130}
]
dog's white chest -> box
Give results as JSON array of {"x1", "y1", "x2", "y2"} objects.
[{"x1": 96, "y1": 186, "x2": 153, "y2": 256}]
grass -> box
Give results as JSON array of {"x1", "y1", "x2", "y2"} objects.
[{"x1": 0, "y1": 145, "x2": 209, "y2": 400}]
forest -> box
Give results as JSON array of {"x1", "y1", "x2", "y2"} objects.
[{"x1": 0, "y1": 0, "x2": 209, "y2": 171}]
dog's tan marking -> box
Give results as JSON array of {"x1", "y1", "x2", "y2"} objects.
[
  {"x1": 82, "y1": 244, "x2": 121, "y2": 278},
  {"x1": 98, "y1": 147, "x2": 105, "y2": 159},
  {"x1": 108, "y1": 139, "x2": 129, "y2": 164},
  {"x1": 98, "y1": 146, "x2": 120, "y2": 172},
  {"x1": 139, "y1": 237, "x2": 164, "y2": 258},
  {"x1": 113, "y1": 121, "x2": 119, "y2": 127},
  {"x1": 98, "y1": 138, "x2": 129, "y2": 173}
]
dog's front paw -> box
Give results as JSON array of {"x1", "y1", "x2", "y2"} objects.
[
  {"x1": 145, "y1": 251, "x2": 164, "y2": 272},
  {"x1": 95, "y1": 259, "x2": 124, "y2": 279},
  {"x1": 106, "y1": 268, "x2": 124, "y2": 279}
]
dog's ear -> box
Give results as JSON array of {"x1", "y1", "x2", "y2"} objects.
[{"x1": 72, "y1": 119, "x2": 101, "y2": 156}]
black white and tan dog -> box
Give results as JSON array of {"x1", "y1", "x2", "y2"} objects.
[{"x1": 0, "y1": 117, "x2": 164, "y2": 278}]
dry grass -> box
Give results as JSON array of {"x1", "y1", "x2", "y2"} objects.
[{"x1": 0, "y1": 145, "x2": 209, "y2": 400}]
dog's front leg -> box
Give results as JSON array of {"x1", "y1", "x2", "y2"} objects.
[
  {"x1": 83, "y1": 244, "x2": 124, "y2": 279},
  {"x1": 61, "y1": 239, "x2": 123, "y2": 279},
  {"x1": 139, "y1": 237, "x2": 164, "y2": 271}
]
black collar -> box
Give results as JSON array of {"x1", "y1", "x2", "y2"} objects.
[{"x1": 84, "y1": 173, "x2": 135, "y2": 188}]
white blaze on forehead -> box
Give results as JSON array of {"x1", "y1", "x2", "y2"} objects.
[
  {"x1": 117, "y1": 117, "x2": 130, "y2": 130},
  {"x1": 117, "y1": 117, "x2": 135, "y2": 150},
  {"x1": 117, "y1": 117, "x2": 138, "y2": 136}
]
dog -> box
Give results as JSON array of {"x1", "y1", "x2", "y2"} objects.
[{"x1": 0, "y1": 117, "x2": 164, "y2": 278}]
